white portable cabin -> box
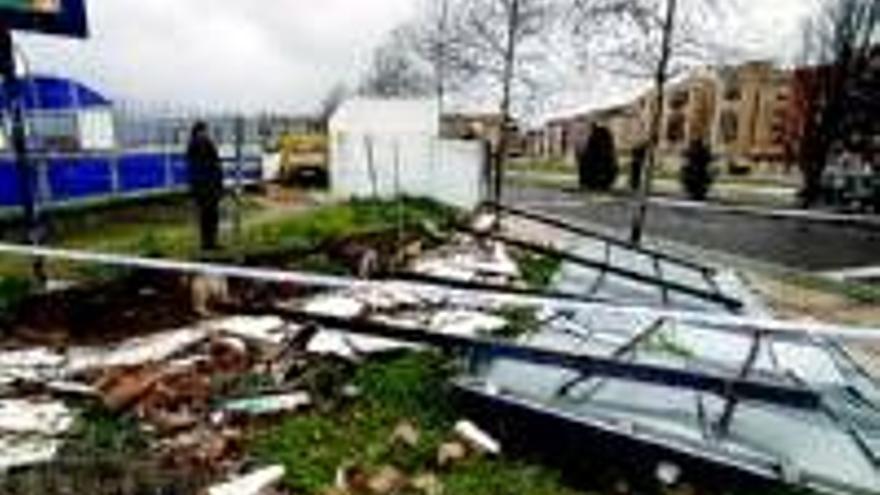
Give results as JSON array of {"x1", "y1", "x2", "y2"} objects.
[{"x1": 328, "y1": 98, "x2": 486, "y2": 210}]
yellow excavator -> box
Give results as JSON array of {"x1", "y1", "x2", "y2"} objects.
[{"x1": 277, "y1": 133, "x2": 329, "y2": 186}]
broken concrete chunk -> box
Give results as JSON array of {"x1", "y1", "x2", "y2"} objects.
[
  {"x1": 221, "y1": 392, "x2": 311, "y2": 416},
  {"x1": 410, "y1": 473, "x2": 443, "y2": 495},
  {"x1": 191, "y1": 275, "x2": 230, "y2": 316},
  {"x1": 472, "y1": 213, "x2": 498, "y2": 234},
  {"x1": 210, "y1": 336, "x2": 250, "y2": 373},
  {"x1": 94, "y1": 366, "x2": 164, "y2": 412},
  {"x1": 454, "y1": 420, "x2": 500, "y2": 455},
  {"x1": 336, "y1": 463, "x2": 370, "y2": 493},
  {"x1": 656, "y1": 461, "x2": 682, "y2": 486},
  {"x1": 207, "y1": 465, "x2": 285, "y2": 495},
  {"x1": 437, "y1": 441, "x2": 468, "y2": 468},
  {"x1": 390, "y1": 420, "x2": 420, "y2": 448},
  {"x1": 367, "y1": 465, "x2": 407, "y2": 495}
]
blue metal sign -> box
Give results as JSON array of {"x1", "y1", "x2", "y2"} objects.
[{"x1": 0, "y1": 0, "x2": 87, "y2": 38}]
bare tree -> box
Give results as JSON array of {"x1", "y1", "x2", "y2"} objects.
[
  {"x1": 318, "y1": 83, "x2": 349, "y2": 128},
  {"x1": 448, "y1": 0, "x2": 564, "y2": 208},
  {"x1": 359, "y1": 29, "x2": 433, "y2": 98},
  {"x1": 792, "y1": 0, "x2": 879, "y2": 206},
  {"x1": 396, "y1": 0, "x2": 464, "y2": 118},
  {"x1": 572, "y1": 0, "x2": 734, "y2": 244}
]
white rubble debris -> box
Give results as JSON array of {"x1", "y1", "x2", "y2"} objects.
[
  {"x1": 349, "y1": 284, "x2": 422, "y2": 312},
  {"x1": 412, "y1": 242, "x2": 519, "y2": 283},
  {"x1": 0, "y1": 399, "x2": 76, "y2": 471},
  {"x1": 0, "y1": 436, "x2": 64, "y2": 472},
  {"x1": 656, "y1": 461, "x2": 682, "y2": 486},
  {"x1": 430, "y1": 310, "x2": 507, "y2": 337},
  {"x1": 471, "y1": 213, "x2": 498, "y2": 234},
  {"x1": 207, "y1": 465, "x2": 286, "y2": 495},
  {"x1": 454, "y1": 420, "x2": 501, "y2": 455},
  {"x1": 0, "y1": 400, "x2": 74, "y2": 435},
  {"x1": 221, "y1": 392, "x2": 312, "y2": 416},
  {"x1": 0, "y1": 348, "x2": 66, "y2": 386},
  {"x1": 307, "y1": 330, "x2": 417, "y2": 360},
  {"x1": 66, "y1": 326, "x2": 211, "y2": 374},
  {"x1": 412, "y1": 258, "x2": 478, "y2": 282},
  {"x1": 215, "y1": 315, "x2": 298, "y2": 346},
  {"x1": 304, "y1": 294, "x2": 367, "y2": 319}
]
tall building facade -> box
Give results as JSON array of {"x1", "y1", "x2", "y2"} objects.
[{"x1": 528, "y1": 61, "x2": 795, "y2": 168}]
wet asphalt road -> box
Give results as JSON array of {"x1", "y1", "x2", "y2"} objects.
[{"x1": 505, "y1": 185, "x2": 880, "y2": 272}]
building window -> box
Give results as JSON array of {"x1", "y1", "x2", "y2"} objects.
[
  {"x1": 27, "y1": 112, "x2": 80, "y2": 152},
  {"x1": 670, "y1": 91, "x2": 689, "y2": 110},
  {"x1": 720, "y1": 110, "x2": 739, "y2": 144},
  {"x1": 666, "y1": 114, "x2": 686, "y2": 143},
  {"x1": 724, "y1": 85, "x2": 742, "y2": 101}
]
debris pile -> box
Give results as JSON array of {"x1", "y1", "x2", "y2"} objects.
[
  {"x1": 0, "y1": 236, "x2": 523, "y2": 493},
  {"x1": 333, "y1": 419, "x2": 501, "y2": 495},
  {"x1": 0, "y1": 316, "x2": 306, "y2": 476}
]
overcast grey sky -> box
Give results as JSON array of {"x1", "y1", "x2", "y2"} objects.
[{"x1": 17, "y1": 0, "x2": 815, "y2": 118}]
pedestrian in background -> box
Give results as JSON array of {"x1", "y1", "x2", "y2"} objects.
[{"x1": 187, "y1": 121, "x2": 223, "y2": 251}]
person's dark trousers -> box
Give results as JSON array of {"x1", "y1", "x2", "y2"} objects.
[{"x1": 198, "y1": 199, "x2": 220, "y2": 250}]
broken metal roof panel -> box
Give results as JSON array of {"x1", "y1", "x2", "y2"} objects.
[{"x1": 462, "y1": 238, "x2": 880, "y2": 495}]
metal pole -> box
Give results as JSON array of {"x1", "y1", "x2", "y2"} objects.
[
  {"x1": 233, "y1": 114, "x2": 245, "y2": 248},
  {"x1": 0, "y1": 27, "x2": 45, "y2": 286}
]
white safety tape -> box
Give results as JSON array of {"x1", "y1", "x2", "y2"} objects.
[{"x1": 0, "y1": 242, "x2": 878, "y2": 343}]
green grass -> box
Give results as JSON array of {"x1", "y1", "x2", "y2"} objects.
[
  {"x1": 444, "y1": 459, "x2": 583, "y2": 495},
  {"x1": 241, "y1": 197, "x2": 457, "y2": 257},
  {"x1": 0, "y1": 196, "x2": 459, "y2": 281},
  {"x1": 0, "y1": 276, "x2": 32, "y2": 318},
  {"x1": 779, "y1": 271, "x2": 880, "y2": 306},
  {"x1": 62, "y1": 406, "x2": 150, "y2": 459},
  {"x1": 0, "y1": 405, "x2": 203, "y2": 494},
  {"x1": 517, "y1": 252, "x2": 563, "y2": 290},
  {"x1": 645, "y1": 330, "x2": 695, "y2": 359},
  {"x1": 495, "y1": 305, "x2": 542, "y2": 339},
  {"x1": 250, "y1": 352, "x2": 582, "y2": 495},
  {"x1": 251, "y1": 353, "x2": 454, "y2": 492}
]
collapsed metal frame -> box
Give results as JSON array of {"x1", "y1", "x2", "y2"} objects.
[
  {"x1": 0, "y1": 243, "x2": 880, "y2": 492},
  {"x1": 473, "y1": 202, "x2": 743, "y2": 311},
  {"x1": 1, "y1": 243, "x2": 877, "y2": 491},
  {"x1": 0, "y1": 242, "x2": 875, "y2": 340}
]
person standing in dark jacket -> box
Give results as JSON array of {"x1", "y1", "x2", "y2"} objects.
[{"x1": 187, "y1": 121, "x2": 223, "y2": 250}]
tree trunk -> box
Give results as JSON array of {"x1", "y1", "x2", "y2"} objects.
[
  {"x1": 435, "y1": 0, "x2": 450, "y2": 125},
  {"x1": 494, "y1": 0, "x2": 520, "y2": 219},
  {"x1": 630, "y1": 0, "x2": 678, "y2": 245}
]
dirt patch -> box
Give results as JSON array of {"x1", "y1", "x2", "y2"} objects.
[
  {"x1": 745, "y1": 272, "x2": 880, "y2": 378},
  {"x1": 745, "y1": 273, "x2": 880, "y2": 326},
  {"x1": 2, "y1": 271, "x2": 201, "y2": 349}
]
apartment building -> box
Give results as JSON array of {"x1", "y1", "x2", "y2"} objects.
[{"x1": 528, "y1": 61, "x2": 794, "y2": 168}]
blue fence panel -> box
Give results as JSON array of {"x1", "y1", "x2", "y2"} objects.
[
  {"x1": 118, "y1": 153, "x2": 169, "y2": 193},
  {"x1": 0, "y1": 161, "x2": 22, "y2": 207},
  {"x1": 47, "y1": 156, "x2": 113, "y2": 201},
  {"x1": 1, "y1": 150, "x2": 264, "y2": 209},
  {"x1": 171, "y1": 154, "x2": 189, "y2": 186}
]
